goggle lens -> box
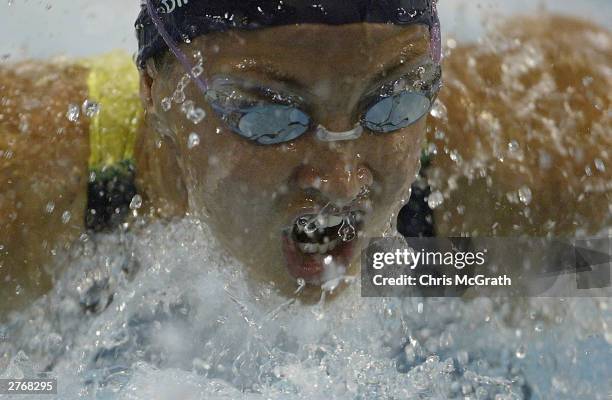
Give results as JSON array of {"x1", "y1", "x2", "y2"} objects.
[
  {"x1": 235, "y1": 105, "x2": 311, "y2": 145},
  {"x1": 363, "y1": 92, "x2": 431, "y2": 134}
]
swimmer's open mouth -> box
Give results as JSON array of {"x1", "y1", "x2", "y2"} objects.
[{"x1": 282, "y1": 210, "x2": 364, "y2": 284}]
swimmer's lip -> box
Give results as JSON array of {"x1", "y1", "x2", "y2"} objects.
[
  {"x1": 281, "y1": 223, "x2": 361, "y2": 284},
  {"x1": 281, "y1": 203, "x2": 367, "y2": 285}
]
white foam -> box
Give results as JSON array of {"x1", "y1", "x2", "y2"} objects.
[{"x1": 0, "y1": 218, "x2": 609, "y2": 399}]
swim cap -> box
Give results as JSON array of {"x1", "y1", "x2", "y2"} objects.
[{"x1": 135, "y1": 0, "x2": 441, "y2": 69}]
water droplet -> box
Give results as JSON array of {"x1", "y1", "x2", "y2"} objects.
[
  {"x1": 45, "y1": 201, "x2": 55, "y2": 214},
  {"x1": 18, "y1": 115, "x2": 29, "y2": 133},
  {"x1": 508, "y1": 140, "x2": 520, "y2": 153},
  {"x1": 434, "y1": 130, "x2": 445, "y2": 140},
  {"x1": 594, "y1": 158, "x2": 606, "y2": 172},
  {"x1": 304, "y1": 221, "x2": 317, "y2": 235},
  {"x1": 82, "y1": 100, "x2": 100, "y2": 118},
  {"x1": 295, "y1": 277, "x2": 306, "y2": 294},
  {"x1": 515, "y1": 344, "x2": 527, "y2": 359},
  {"x1": 191, "y1": 64, "x2": 204, "y2": 77},
  {"x1": 457, "y1": 350, "x2": 469, "y2": 365},
  {"x1": 462, "y1": 383, "x2": 473, "y2": 395},
  {"x1": 173, "y1": 90, "x2": 186, "y2": 104},
  {"x1": 161, "y1": 97, "x2": 172, "y2": 111},
  {"x1": 61, "y1": 211, "x2": 71, "y2": 224},
  {"x1": 430, "y1": 99, "x2": 447, "y2": 120},
  {"x1": 518, "y1": 186, "x2": 532, "y2": 205},
  {"x1": 181, "y1": 100, "x2": 195, "y2": 114},
  {"x1": 449, "y1": 150, "x2": 462, "y2": 163},
  {"x1": 339, "y1": 217, "x2": 356, "y2": 242},
  {"x1": 187, "y1": 108, "x2": 206, "y2": 124},
  {"x1": 427, "y1": 190, "x2": 444, "y2": 209},
  {"x1": 188, "y1": 133, "x2": 201, "y2": 149},
  {"x1": 129, "y1": 194, "x2": 143, "y2": 210},
  {"x1": 66, "y1": 104, "x2": 80, "y2": 122}
]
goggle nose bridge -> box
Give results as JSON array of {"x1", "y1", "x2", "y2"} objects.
[{"x1": 315, "y1": 124, "x2": 364, "y2": 142}]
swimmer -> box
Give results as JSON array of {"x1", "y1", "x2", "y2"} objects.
[{"x1": 0, "y1": 2, "x2": 610, "y2": 314}]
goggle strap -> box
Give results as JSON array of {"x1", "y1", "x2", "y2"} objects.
[{"x1": 145, "y1": 0, "x2": 209, "y2": 95}]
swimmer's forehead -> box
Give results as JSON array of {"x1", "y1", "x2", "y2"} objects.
[{"x1": 173, "y1": 24, "x2": 431, "y2": 84}]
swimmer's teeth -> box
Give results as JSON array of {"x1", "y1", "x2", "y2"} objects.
[
  {"x1": 295, "y1": 214, "x2": 346, "y2": 232},
  {"x1": 293, "y1": 212, "x2": 362, "y2": 253},
  {"x1": 299, "y1": 243, "x2": 319, "y2": 253},
  {"x1": 297, "y1": 239, "x2": 340, "y2": 254}
]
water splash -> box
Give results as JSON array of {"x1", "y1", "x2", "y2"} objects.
[{"x1": 0, "y1": 219, "x2": 608, "y2": 399}]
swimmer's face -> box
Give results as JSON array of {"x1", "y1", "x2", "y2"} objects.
[{"x1": 144, "y1": 23, "x2": 434, "y2": 292}]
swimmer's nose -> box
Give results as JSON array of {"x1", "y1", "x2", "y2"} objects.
[
  {"x1": 295, "y1": 161, "x2": 373, "y2": 206},
  {"x1": 319, "y1": 113, "x2": 354, "y2": 134}
]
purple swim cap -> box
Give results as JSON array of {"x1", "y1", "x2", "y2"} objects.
[{"x1": 135, "y1": 0, "x2": 441, "y2": 69}]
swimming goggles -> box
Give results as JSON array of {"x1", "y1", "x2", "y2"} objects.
[{"x1": 144, "y1": 0, "x2": 442, "y2": 145}]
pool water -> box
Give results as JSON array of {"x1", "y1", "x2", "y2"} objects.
[{"x1": 0, "y1": 216, "x2": 610, "y2": 399}]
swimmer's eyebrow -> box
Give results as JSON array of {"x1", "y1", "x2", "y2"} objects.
[
  {"x1": 366, "y1": 55, "x2": 427, "y2": 88},
  {"x1": 229, "y1": 59, "x2": 306, "y2": 92},
  {"x1": 366, "y1": 43, "x2": 431, "y2": 90}
]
